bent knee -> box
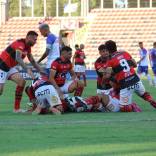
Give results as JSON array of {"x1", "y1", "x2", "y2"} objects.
[{"x1": 18, "y1": 79, "x2": 26, "y2": 86}]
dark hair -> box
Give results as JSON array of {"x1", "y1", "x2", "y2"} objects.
[
  {"x1": 139, "y1": 42, "x2": 143, "y2": 44},
  {"x1": 98, "y1": 44, "x2": 105, "y2": 51},
  {"x1": 27, "y1": 31, "x2": 38, "y2": 37},
  {"x1": 105, "y1": 40, "x2": 117, "y2": 53},
  {"x1": 153, "y1": 42, "x2": 156, "y2": 46},
  {"x1": 61, "y1": 46, "x2": 72, "y2": 53},
  {"x1": 75, "y1": 44, "x2": 79, "y2": 48}
]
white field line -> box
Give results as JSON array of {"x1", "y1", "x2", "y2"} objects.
[{"x1": 0, "y1": 118, "x2": 155, "y2": 126}]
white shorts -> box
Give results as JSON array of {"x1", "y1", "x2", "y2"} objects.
[
  {"x1": 0, "y1": 67, "x2": 18, "y2": 84},
  {"x1": 96, "y1": 88, "x2": 112, "y2": 95},
  {"x1": 35, "y1": 85, "x2": 61, "y2": 108},
  {"x1": 60, "y1": 80, "x2": 75, "y2": 94},
  {"x1": 120, "y1": 80, "x2": 145, "y2": 105},
  {"x1": 74, "y1": 65, "x2": 86, "y2": 73},
  {"x1": 106, "y1": 96, "x2": 120, "y2": 112}
]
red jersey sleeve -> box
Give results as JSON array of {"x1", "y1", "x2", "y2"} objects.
[
  {"x1": 95, "y1": 61, "x2": 102, "y2": 70},
  {"x1": 12, "y1": 41, "x2": 25, "y2": 52},
  {"x1": 51, "y1": 60, "x2": 58, "y2": 70}
]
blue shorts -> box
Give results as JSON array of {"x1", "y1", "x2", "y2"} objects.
[
  {"x1": 137, "y1": 66, "x2": 148, "y2": 74},
  {"x1": 152, "y1": 66, "x2": 156, "y2": 75}
]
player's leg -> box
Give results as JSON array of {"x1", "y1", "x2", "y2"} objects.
[
  {"x1": 152, "y1": 66, "x2": 156, "y2": 86},
  {"x1": 0, "y1": 69, "x2": 7, "y2": 95},
  {"x1": 135, "y1": 80, "x2": 156, "y2": 108},
  {"x1": 25, "y1": 86, "x2": 37, "y2": 112},
  {"x1": 144, "y1": 66, "x2": 153, "y2": 85},
  {"x1": 9, "y1": 68, "x2": 26, "y2": 112},
  {"x1": 82, "y1": 72, "x2": 87, "y2": 87},
  {"x1": 73, "y1": 80, "x2": 84, "y2": 96},
  {"x1": 45, "y1": 85, "x2": 62, "y2": 115},
  {"x1": 119, "y1": 87, "x2": 134, "y2": 112},
  {"x1": 60, "y1": 80, "x2": 84, "y2": 96}
]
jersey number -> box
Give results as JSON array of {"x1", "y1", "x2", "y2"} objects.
[{"x1": 119, "y1": 59, "x2": 130, "y2": 72}]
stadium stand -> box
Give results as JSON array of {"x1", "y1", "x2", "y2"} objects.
[
  {"x1": 0, "y1": 8, "x2": 156, "y2": 69},
  {"x1": 85, "y1": 8, "x2": 156, "y2": 68}
]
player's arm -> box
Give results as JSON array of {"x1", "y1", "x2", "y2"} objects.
[
  {"x1": 131, "y1": 58, "x2": 137, "y2": 68},
  {"x1": 16, "y1": 50, "x2": 35, "y2": 79},
  {"x1": 49, "y1": 69, "x2": 64, "y2": 99},
  {"x1": 37, "y1": 48, "x2": 50, "y2": 63},
  {"x1": 69, "y1": 68, "x2": 77, "y2": 80},
  {"x1": 72, "y1": 53, "x2": 76, "y2": 66},
  {"x1": 27, "y1": 53, "x2": 44, "y2": 74}
]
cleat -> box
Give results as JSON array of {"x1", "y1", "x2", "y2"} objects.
[{"x1": 13, "y1": 109, "x2": 26, "y2": 113}]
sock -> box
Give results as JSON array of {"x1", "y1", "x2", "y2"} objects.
[
  {"x1": 25, "y1": 86, "x2": 35, "y2": 101},
  {"x1": 25, "y1": 86, "x2": 37, "y2": 110},
  {"x1": 14, "y1": 86, "x2": 24, "y2": 110},
  {"x1": 74, "y1": 86, "x2": 84, "y2": 96},
  {"x1": 83, "y1": 74, "x2": 87, "y2": 86},
  {"x1": 141, "y1": 92, "x2": 153, "y2": 103},
  {"x1": 120, "y1": 104, "x2": 133, "y2": 112}
]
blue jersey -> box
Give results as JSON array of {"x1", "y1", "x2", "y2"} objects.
[
  {"x1": 46, "y1": 33, "x2": 60, "y2": 68},
  {"x1": 139, "y1": 48, "x2": 148, "y2": 66},
  {"x1": 150, "y1": 48, "x2": 156, "y2": 67}
]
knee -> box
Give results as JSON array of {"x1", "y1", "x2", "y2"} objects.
[
  {"x1": 18, "y1": 79, "x2": 26, "y2": 87},
  {"x1": 77, "y1": 80, "x2": 84, "y2": 88}
]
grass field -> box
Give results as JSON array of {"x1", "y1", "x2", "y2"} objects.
[{"x1": 0, "y1": 80, "x2": 156, "y2": 156}]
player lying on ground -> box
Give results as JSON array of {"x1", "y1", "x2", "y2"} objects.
[
  {"x1": 25, "y1": 75, "x2": 63, "y2": 115},
  {"x1": 26, "y1": 80, "x2": 141, "y2": 114}
]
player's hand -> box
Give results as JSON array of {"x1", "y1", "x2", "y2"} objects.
[
  {"x1": 39, "y1": 68, "x2": 46, "y2": 75},
  {"x1": 27, "y1": 68, "x2": 35, "y2": 80},
  {"x1": 98, "y1": 67, "x2": 105, "y2": 73},
  {"x1": 57, "y1": 89, "x2": 64, "y2": 100}
]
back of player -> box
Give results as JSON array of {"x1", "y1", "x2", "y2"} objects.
[
  {"x1": 137, "y1": 42, "x2": 152, "y2": 85},
  {"x1": 73, "y1": 44, "x2": 87, "y2": 86},
  {"x1": 105, "y1": 40, "x2": 156, "y2": 111},
  {"x1": 149, "y1": 42, "x2": 156, "y2": 86}
]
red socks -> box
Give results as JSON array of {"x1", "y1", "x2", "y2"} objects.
[
  {"x1": 74, "y1": 86, "x2": 84, "y2": 96},
  {"x1": 14, "y1": 86, "x2": 24, "y2": 110}
]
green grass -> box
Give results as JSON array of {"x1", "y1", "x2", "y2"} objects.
[{"x1": 0, "y1": 80, "x2": 156, "y2": 156}]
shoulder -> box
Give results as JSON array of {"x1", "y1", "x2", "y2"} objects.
[
  {"x1": 95, "y1": 57, "x2": 102, "y2": 63},
  {"x1": 12, "y1": 39, "x2": 25, "y2": 50}
]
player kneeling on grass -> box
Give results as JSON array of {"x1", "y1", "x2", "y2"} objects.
[
  {"x1": 25, "y1": 76, "x2": 62, "y2": 115},
  {"x1": 49, "y1": 46, "x2": 84, "y2": 102},
  {"x1": 104, "y1": 40, "x2": 156, "y2": 112}
]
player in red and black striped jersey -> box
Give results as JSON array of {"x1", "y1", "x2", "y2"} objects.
[
  {"x1": 49, "y1": 46, "x2": 84, "y2": 102},
  {"x1": 105, "y1": 40, "x2": 156, "y2": 111},
  {"x1": 0, "y1": 31, "x2": 44, "y2": 113},
  {"x1": 95, "y1": 44, "x2": 112, "y2": 95},
  {"x1": 72, "y1": 44, "x2": 87, "y2": 86}
]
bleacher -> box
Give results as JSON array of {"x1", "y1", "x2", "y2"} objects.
[
  {"x1": 0, "y1": 17, "x2": 60, "y2": 62},
  {"x1": 0, "y1": 8, "x2": 156, "y2": 69},
  {"x1": 85, "y1": 8, "x2": 156, "y2": 67}
]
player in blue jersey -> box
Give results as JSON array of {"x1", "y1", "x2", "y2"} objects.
[
  {"x1": 137, "y1": 42, "x2": 152, "y2": 85},
  {"x1": 149, "y1": 42, "x2": 156, "y2": 86},
  {"x1": 38, "y1": 23, "x2": 60, "y2": 75}
]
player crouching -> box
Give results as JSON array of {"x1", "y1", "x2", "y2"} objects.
[{"x1": 25, "y1": 76, "x2": 63, "y2": 115}]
